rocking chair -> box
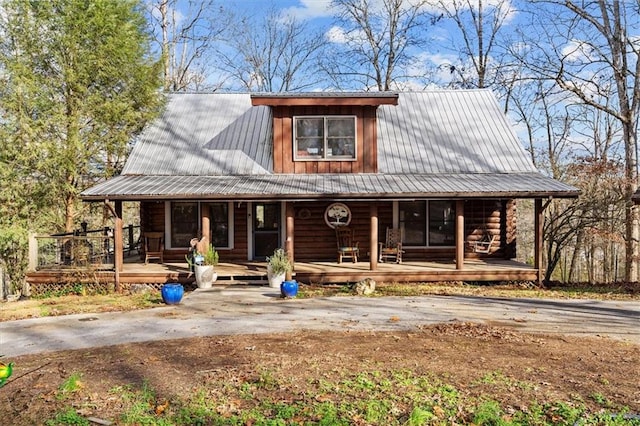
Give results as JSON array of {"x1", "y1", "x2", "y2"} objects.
[
  {"x1": 379, "y1": 227, "x2": 404, "y2": 263},
  {"x1": 335, "y1": 227, "x2": 359, "y2": 263},
  {"x1": 143, "y1": 232, "x2": 164, "y2": 264},
  {"x1": 473, "y1": 232, "x2": 496, "y2": 254}
]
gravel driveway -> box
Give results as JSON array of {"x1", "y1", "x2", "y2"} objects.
[{"x1": 1, "y1": 286, "x2": 638, "y2": 357}]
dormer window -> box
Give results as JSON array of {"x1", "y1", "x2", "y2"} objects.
[{"x1": 294, "y1": 116, "x2": 356, "y2": 161}]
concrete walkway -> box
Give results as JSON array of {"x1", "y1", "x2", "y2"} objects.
[{"x1": 1, "y1": 286, "x2": 638, "y2": 357}]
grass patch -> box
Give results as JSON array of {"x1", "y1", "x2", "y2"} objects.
[
  {"x1": 47, "y1": 369, "x2": 639, "y2": 425},
  {"x1": 297, "y1": 281, "x2": 640, "y2": 301},
  {"x1": 0, "y1": 292, "x2": 161, "y2": 322}
]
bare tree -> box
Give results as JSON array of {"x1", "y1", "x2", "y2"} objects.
[
  {"x1": 326, "y1": 0, "x2": 435, "y2": 91},
  {"x1": 216, "y1": 8, "x2": 327, "y2": 92},
  {"x1": 147, "y1": 0, "x2": 226, "y2": 92},
  {"x1": 516, "y1": 1, "x2": 640, "y2": 282},
  {"x1": 432, "y1": 0, "x2": 514, "y2": 89}
]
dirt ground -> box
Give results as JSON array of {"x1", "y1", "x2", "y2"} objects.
[{"x1": 2, "y1": 322, "x2": 639, "y2": 425}]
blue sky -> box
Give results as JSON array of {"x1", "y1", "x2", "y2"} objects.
[{"x1": 226, "y1": 0, "x2": 334, "y2": 20}]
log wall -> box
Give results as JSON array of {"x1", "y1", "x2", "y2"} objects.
[{"x1": 139, "y1": 199, "x2": 517, "y2": 263}]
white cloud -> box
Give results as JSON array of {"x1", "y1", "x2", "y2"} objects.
[
  {"x1": 281, "y1": 0, "x2": 334, "y2": 21},
  {"x1": 325, "y1": 25, "x2": 348, "y2": 44},
  {"x1": 561, "y1": 39, "x2": 596, "y2": 62}
]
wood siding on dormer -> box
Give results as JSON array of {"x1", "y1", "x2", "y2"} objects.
[{"x1": 272, "y1": 105, "x2": 378, "y2": 174}]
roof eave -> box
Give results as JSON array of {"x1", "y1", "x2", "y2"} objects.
[
  {"x1": 251, "y1": 92, "x2": 399, "y2": 107},
  {"x1": 82, "y1": 190, "x2": 580, "y2": 202}
]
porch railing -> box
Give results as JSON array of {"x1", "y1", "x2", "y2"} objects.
[{"x1": 30, "y1": 224, "x2": 140, "y2": 270}]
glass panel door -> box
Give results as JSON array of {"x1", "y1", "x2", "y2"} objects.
[{"x1": 253, "y1": 203, "x2": 281, "y2": 259}]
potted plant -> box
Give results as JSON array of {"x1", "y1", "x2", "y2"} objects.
[
  {"x1": 194, "y1": 244, "x2": 218, "y2": 289},
  {"x1": 266, "y1": 248, "x2": 291, "y2": 289}
]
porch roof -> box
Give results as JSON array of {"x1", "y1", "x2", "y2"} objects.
[{"x1": 80, "y1": 172, "x2": 577, "y2": 201}]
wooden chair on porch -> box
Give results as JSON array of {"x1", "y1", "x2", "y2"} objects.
[
  {"x1": 335, "y1": 227, "x2": 359, "y2": 263},
  {"x1": 143, "y1": 232, "x2": 164, "y2": 264},
  {"x1": 379, "y1": 227, "x2": 404, "y2": 263},
  {"x1": 473, "y1": 232, "x2": 496, "y2": 254}
]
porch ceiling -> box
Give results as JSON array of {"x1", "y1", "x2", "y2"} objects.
[{"x1": 81, "y1": 172, "x2": 579, "y2": 201}]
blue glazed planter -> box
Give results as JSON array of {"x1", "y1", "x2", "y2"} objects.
[
  {"x1": 161, "y1": 283, "x2": 184, "y2": 305},
  {"x1": 280, "y1": 280, "x2": 298, "y2": 298}
]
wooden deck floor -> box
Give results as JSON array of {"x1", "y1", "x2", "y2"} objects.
[{"x1": 28, "y1": 258, "x2": 538, "y2": 286}]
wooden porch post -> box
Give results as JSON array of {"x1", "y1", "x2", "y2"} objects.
[
  {"x1": 114, "y1": 200, "x2": 123, "y2": 292},
  {"x1": 456, "y1": 200, "x2": 465, "y2": 270},
  {"x1": 285, "y1": 202, "x2": 295, "y2": 270},
  {"x1": 201, "y1": 203, "x2": 211, "y2": 243},
  {"x1": 370, "y1": 203, "x2": 378, "y2": 271},
  {"x1": 535, "y1": 198, "x2": 544, "y2": 286}
]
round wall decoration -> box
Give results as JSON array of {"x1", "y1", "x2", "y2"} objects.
[
  {"x1": 297, "y1": 208, "x2": 311, "y2": 220},
  {"x1": 324, "y1": 202, "x2": 352, "y2": 228}
]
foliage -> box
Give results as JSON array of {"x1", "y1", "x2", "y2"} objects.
[
  {"x1": 266, "y1": 248, "x2": 292, "y2": 276},
  {"x1": 56, "y1": 372, "x2": 83, "y2": 401},
  {"x1": 0, "y1": 0, "x2": 163, "y2": 288},
  {"x1": 544, "y1": 158, "x2": 627, "y2": 282},
  {"x1": 0, "y1": 225, "x2": 29, "y2": 295},
  {"x1": 0, "y1": 0, "x2": 164, "y2": 234},
  {"x1": 201, "y1": 244, "x2": 219, "y2": 266},
  {"x1": 45, "y1": 408, "x2": 90, "y2": 426}
]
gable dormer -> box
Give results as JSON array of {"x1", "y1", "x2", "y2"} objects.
[{"x1": 251, "y1": 93, "x2": 398, "y2": 174}]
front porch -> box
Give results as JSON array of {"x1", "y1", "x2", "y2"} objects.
[{"x1": 26, "y1": 258, "x2": 538, "y2": 290}]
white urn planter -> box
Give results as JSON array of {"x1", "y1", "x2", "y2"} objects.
[
  {"x1": 267, "y1": 265, "x2": 285, "y2": 289},
  {"x1": 194, "y1": 264, "x2": 217, "y2": 289}
]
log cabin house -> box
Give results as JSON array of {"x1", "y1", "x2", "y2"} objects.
[{"x1": 74, "y1": 90, "x2": 578, "y2": 288}]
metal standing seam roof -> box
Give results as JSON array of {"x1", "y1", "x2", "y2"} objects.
[{"x1": 81, "y1": 90, "x2": 579, "y2": 200}]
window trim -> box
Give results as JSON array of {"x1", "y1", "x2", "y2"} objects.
[{"x1": 293, "y1": 115, "x2": 357, "y2": 161}]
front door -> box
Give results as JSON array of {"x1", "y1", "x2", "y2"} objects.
[{"x1": 253, "y1": 202, "x2": 281, "y2": 260}]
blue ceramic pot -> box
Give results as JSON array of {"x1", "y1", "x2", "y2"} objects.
[
  {"x1": 161, "y1": 283, "x2": 184, "y2": 305},
  {"x1": 280, "y1": 280, "x2": 298, "y2": 298}
]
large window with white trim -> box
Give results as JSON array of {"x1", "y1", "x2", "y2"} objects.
[
  {"x1": 399, "y1": 200, "x2": 455, "y2": 247},
  {"x1": 169, "y1": 202, "x2": 233, "y2": 249},
  {"x1": 294, "y1": 116, "x2": 356, "y2": 160}
]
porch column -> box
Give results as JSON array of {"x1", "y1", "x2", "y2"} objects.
[
  {"x1": 285, "y1": 202, "x2": 295, "y2": 270},
  {"x1": 534, "y1": 198, "x2": 544, "y2": 286},
  {"x1": 201, "y1": 203, "x2": 211, "y2": 243},
  {"x1": 369, "y1": 203, "x2": 378, "y2": 270},
  {"x1": 456, "y1": 200, "x2": 465, "y2": 270},
  {"x1": 114, "y1": 200, "x2": 123, "y2": 292}
]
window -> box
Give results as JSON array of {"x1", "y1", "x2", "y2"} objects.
[
  {"x1": 171, "y1": 202, "x2": 198, "y2": 248},
  {"x1": 399, "y1": 200, "x2": 456, "y2": 247},
  {"x1": 206, "y1": 202, "x2": 229, "y2": 248},
  {"x1": 399, "y1": 201, "x2": 426, "y2": 246},
  {"x1": 169, "y1": 202, "x2": 233, "y2": 249},
  {"x1": 428, "y1": 201, "x2": 455, "y2": 246},
  {"x1": 294, "y1": 116, "x2": 356, "y2": 160}
]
